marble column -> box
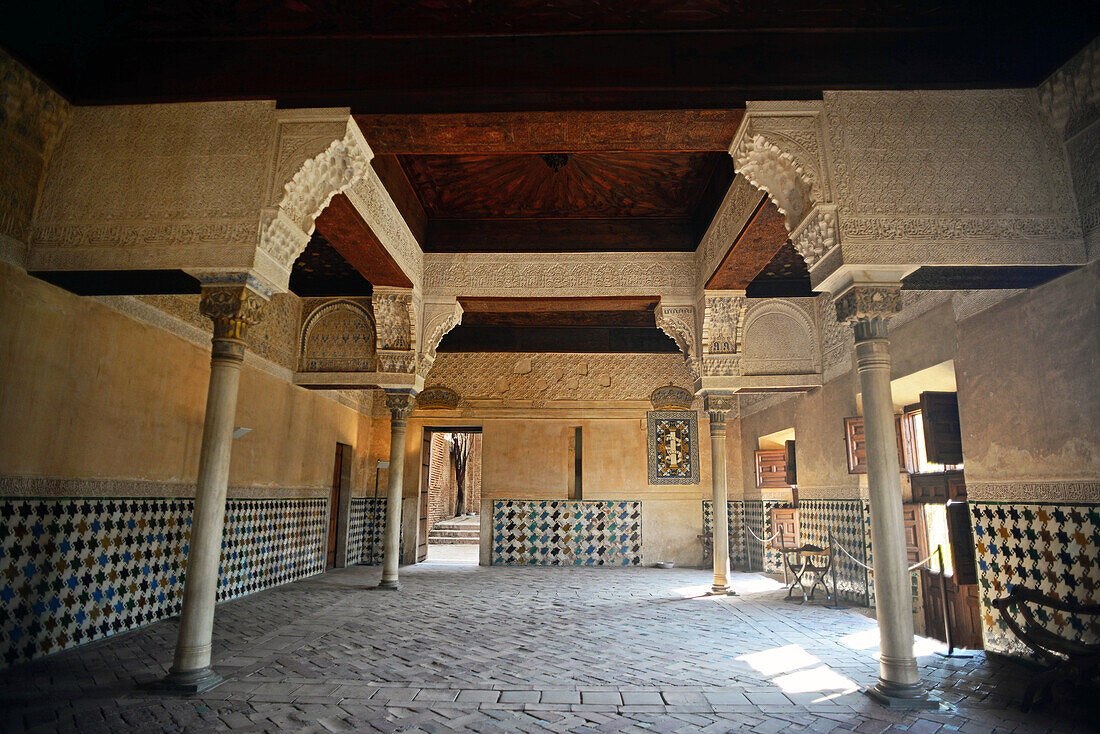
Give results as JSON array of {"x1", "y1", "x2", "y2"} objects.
[
  {"x1": 163, "y1": 284, "x2": 266, "y2": 693},
  {"x1": 705, "y1": 394, "x2": 737, "y2": 595},
  {"x1": 377, "y1": 390, "x2": 416, "y2": 590},
  {"x1": 836, "y1": 285, "x2": 935, "y2": 709}
]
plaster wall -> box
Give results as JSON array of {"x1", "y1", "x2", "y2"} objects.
[
  {"x1": 403, "y1": 411, "x2": 711, "y2": 566},
  {"x1": 0, "y1": 262, "x2": 375, "y2": 499},
  {"x1": 955, "y1": 261, "x2": 1100, "y2": 493}
]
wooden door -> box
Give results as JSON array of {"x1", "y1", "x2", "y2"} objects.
[
  {"x1": 920, "y1": 570, "x2": 984, "y2": 649},
  {"x1": 417, "y1": 432, "x2": 431, "y2": 562},
  {"x1": 326, "y1": 444, "x2": 343, "y2": 569},
  {"x1": 770, "y1": 507, "x2": 799, "y2": 548}
]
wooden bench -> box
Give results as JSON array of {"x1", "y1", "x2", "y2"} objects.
[{"x1": 992, "y1": 586, "x2": 1100, "y2": 711}]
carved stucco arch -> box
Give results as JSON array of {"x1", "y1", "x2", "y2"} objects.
[
  {"x1": 259, "y1": 119, "x2": 374, "y2": 288},
  {"x1": 729, "y1": 104, "x2": 836, "y2": 269},
  {"x1": 418, "y1": 298, "x2": 463, "y2": 376},
  {"x1": 299, "y1": 299, "x2": 376, "y2": 372},
  {"x1": 655, "y1": 303, "x2": 701, "y2": 380},
  {"x1": 733, "y1": 132, "x2": 817, "y2": 232},
  {"x1": 740, "y1": 299, "x2": 821, "y2": 376}
]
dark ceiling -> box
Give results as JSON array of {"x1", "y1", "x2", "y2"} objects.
[{"x1": 3, "y1": 2, "x2": 1096, "y2": 112}]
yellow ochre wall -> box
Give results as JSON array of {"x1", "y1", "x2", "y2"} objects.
[{"x1": 0, "y1": 262, "x2": 379, "y2": 499}]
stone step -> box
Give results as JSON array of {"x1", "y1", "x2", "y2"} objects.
[
  {"x1": 427, "y1": 536, "x2": 480, "y2": 545},
  {"x1": 433, "y1": 517, "x2": 481, "y2": 530},
  {"x1": 429, "y1": 529, "x2": 480, "y2": 539}
]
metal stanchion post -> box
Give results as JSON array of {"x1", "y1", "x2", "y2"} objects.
[
  {"x1": 825, "y1": 526, "x2": 846, "y2": 610},
  {"x1": 934, "y1": 544, "x2": 975, "y2": 658}
]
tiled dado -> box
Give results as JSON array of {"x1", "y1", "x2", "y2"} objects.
[
  {"x1": 491, "y1": 500, "x2": 642, "y2": 566},
  {"x1": 348, "y1": 497, "x2": 387, "y2": 566},
  {"x1": 0, "y1": 496, "x2": 327, "y2": 669},
  {"x1": 798, "y1": 499, "x2": 871, "y2": 605},
  {"x1": 971, "y1": 502, "x2": 1100, "y2": 657},
  {"x1": 701, "y1": 501, "x2": 747, "y2": 569},
  {"x1": 743, "y1": 500, "x2": 796, "y2": 573}
]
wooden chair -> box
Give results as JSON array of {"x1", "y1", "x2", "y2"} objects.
[{"x1": 992, "y1": 586, "x2": 1100, "y2": 711}]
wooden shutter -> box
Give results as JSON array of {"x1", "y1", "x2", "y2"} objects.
[
  {"x1": 844, "y1": 417, "x2": 867, "y2": 474},
  {"x1": 784, "y1": 440, "x2": 797, "y2": 485},
  {"x1": 946, "y1": 502, "x2": 978, "y2": 585},
  {"x1": 919, "y1": 391, "x2": 963, "y2": 465},
  {"x1": 945, "y1": 470, "x2": 967, "y2": 501},
  {"x1": 755, "y1": 449, "x2": 788, "y2": 488},
  {"x1": 911, "y1": 472, "x2": 949, "y2": 503},
  {"x1": 844, "y1": 416, "x2": 906, "y2": 475},
  {"x1": 901, "y1": 504, "x2": 927, "y2": 565}
]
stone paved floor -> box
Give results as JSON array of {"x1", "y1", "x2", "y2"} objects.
[
  {"x1": 425, "y1": 543, "x2": 480, "y2": 564},
  {"x1": 1, "y1": 563, "x2": 1095, "y2": 733}
]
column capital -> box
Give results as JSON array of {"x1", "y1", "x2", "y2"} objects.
[
  {"x1": 702, "y1": 393, "x2": 736, "y2": 431},
  {"x1": 834, "y1": 285, "x2": 901, "y2": 342},
  {"x1": 199, "y1": 284, "x2": 267, "y2": 360},
  {"x1": 384, "y1": 390, "x2": 417, "y2": 423}
]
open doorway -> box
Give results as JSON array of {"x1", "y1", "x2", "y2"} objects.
[{"x1": 418, "y1": 428, "x2": 483, "y2": 564}]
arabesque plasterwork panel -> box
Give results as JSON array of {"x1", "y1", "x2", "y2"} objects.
[
  {"x1": 423, "y1": 252, "x2": 695, "y2": 299},
  {"x1": 823, "y1": 90, "x2": 1083, "y2": 263},
  {"x1": 30, "y1": 101, "x2": 277, "y2": 274},
  {"x1": 424, "y1": 352, "x2": 698, "y2": 407},
  {"x1": 0, "y1": 49, "x2": 69, "y2": 258}
]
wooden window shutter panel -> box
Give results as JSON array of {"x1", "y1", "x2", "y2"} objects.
[
  {"x1": 920, "y1": 391, "x2": 964, "y2": 465},
  {"x1": 844, "y1": 417, "x2": 867, "y2": 474},
  {"x1": 911, "y1": 472, "x2": 949, "y2": 503},
  {"x1": 946, "y1": 502, "x2": 979, "y2": 585},
  {"x1": 755, "y1": 449, "x2": 788, "y2": 489},
  {"x1": 845, "y1": 416, "x2": 905, "y2": 474},
  {"x1": 784, "y1": 440, "x2": 797, "y2": 485},
  {"x1": 901, "y1": 504, "x2": 927, "y2": 565}
]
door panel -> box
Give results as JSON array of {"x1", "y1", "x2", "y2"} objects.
[
  {"x1": 327, "y1": 444, "x2": 343, "y2": 569},
  {"x1": 418, "y1": 433, "x2": 431, "y2": 562},
  {"x1": 770, "y1": 507, "x2": 799, "y2": 548}
]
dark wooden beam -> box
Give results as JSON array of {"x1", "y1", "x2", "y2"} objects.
[
  {"x1": 438, "y1": 326, "x2": 678, "y2": 353},
  {"x1": 355, "y1": 110, "x2": 743, "y2": 154},
  {"x1": 314, "y1": 193, "x2": 413, "y2": 288},
  {"x1": 426, "y1": 218, "x2": 695, "y2": 253},
  {"x1": 902, "y1": 265, "x2": 1078, "y2": 290},
  {"x1": 706, "y1": 195, "x2": 788, "y2": 290}
]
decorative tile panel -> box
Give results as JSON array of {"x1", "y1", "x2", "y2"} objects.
[
  {"x1": 0, "y1": 496, "x2": 329, "y2": 669},
  {"x1": 797, "y1": 499, "x2": 870, "y2": 604},
  {"x1": 701, "y1": 501, "x2": 747, "y2": 569},
  {"x1": 349, "y1": 497, "x2": 387, "y2": 565},
  {"x1": 971, "y1": 502, "x2": 1100, "y2": 657},
  {"x1": 646, "y1": 411, "x2": 700, "y2": 485},
  {"x1": 491, "y1": 500, "x2": 641, "y2": 566}
]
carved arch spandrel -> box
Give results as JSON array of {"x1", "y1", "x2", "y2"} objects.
[
  {"x1": 418, "y1": 297, "x2": 463, "y2": 377},
  {"x1": 740, "y1": 299, "x2": 821, "y2": 377},
  {"x1": 730, "y1": 102, "x2": 836, "y2": 270},
  {"x1": 655, "y1": 301, "x2": 701, "y2": 380},
  {"x1": 258, "y1": 115, "x2": 374, "y2": 290}
]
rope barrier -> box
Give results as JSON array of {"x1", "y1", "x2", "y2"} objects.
[
  {"x1": 834, "y1": 542, "x2": 940, "y2": 574},
  {"x1": 744, "y1": 526, "x2": 781, "y2": 545}
]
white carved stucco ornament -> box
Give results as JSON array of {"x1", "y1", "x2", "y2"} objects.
[
  {"x1": 655, "y1": 302, "x2": 701, "y2": 380},
  {"x1": 259, "y1": 118, "x2": 374, "y2": 284},
  {"x1": 372, "y1": 287, "x2": 418, "y2": 375},
  {"x1": 418, "y1": 297, "x2": 463, "y2": 377},
  {"x1": 729, "y1": 102, "x2": 835, "y2": 270}
]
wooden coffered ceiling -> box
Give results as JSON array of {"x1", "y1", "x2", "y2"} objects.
[{"x1": 5, "y1": 2, "x2": 1095, "y2": 111}]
